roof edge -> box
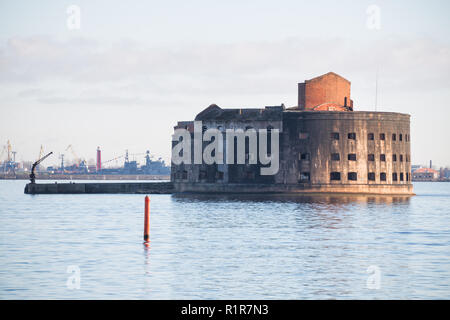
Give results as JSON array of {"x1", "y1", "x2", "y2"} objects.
[{"x1": 303, "y1": 72, "x2": 351, "y2": 84}]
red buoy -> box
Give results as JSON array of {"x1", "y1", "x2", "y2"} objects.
[{"x1": 144, "y1": 196, "x2": 150, "y2": 242}]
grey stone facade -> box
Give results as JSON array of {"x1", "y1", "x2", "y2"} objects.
[{"x1": 171, "y1": 107, "x2": 412, "y2": 195}]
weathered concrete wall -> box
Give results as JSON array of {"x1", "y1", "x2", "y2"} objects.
[
  {"x1": 172, "y1": 110, "x2": 413, "y2": 195},
  {"x1": 173, "y1": 182, "x2": 413, "y2": 195},
  {"x1": 24, "y1": 182, "x2": 174, "y2": 194},
  {"x1": 282, "y1": 111, "x2": 412, "y2": 191},
  {"x1": 172, "y1": 105, "x2": 284, "y2": 186}
]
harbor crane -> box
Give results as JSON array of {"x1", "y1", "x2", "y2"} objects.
[
  {"x1": 0, "y1": 145, "x2": 6, "y2": 161},
  {"x1": 65, "y1": 144, "x2": 81, "y2": 166},
  {"x1": 36, "y1": 145, "x2": 45, "y2": 171},
  {"x1": 0, "y1": 140, "x2": 13, "y2": 162},
  {"x1": 59, "y1": 154, "x2": 65, "y2": 172},
  {"x1": 38, "y1": 145, "x2": 44, "y2": 161},
  {"x1": 65, "y1": 144, "x2": 89, "y2": 172},
  {"x1": 101, "y1": 151, "x2": 146, "y2": 168},
  {"x1": 1, "y1": 140, "x2": 18, "y2": 174},
  {"x1": 7, "y1": 140, "x2": 12, "y2": 161},
  {"x1": 30, "y1": 152, "x2": 53, "y2": 184}
]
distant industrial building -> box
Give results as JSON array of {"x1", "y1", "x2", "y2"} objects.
[{"x1": 412, "y1": 168, "x2": 439, "y2": 181}]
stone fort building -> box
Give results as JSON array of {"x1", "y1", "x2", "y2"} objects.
[{"x1": 171, "y1": 72, "x2": 413, "y2": 195}]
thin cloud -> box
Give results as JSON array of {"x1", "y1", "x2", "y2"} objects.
[{"x1": 1, "y1": 35, "x2": 449, "y2": 92}]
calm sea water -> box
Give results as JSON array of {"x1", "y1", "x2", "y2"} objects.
[{"x1": 0, "y1": 180, "x2": 449, "y2": 299}]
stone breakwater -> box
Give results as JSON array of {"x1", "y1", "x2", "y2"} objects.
[{"x1": 24, "y1": 182, "x2": 174, "y2": 194}]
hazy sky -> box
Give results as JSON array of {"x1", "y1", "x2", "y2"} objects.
[{"x1": 1, "y1": 0, "x2": 449, "y2": 167}]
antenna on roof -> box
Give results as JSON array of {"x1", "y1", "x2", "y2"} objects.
[{"x1": 374, "y1": 68, "x2": 379, "y2": 111}]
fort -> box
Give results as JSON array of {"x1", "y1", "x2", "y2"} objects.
[{"x1": 171, "y1": 72, "x2": 413, "y2": 195}]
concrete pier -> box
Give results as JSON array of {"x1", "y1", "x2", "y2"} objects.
[{"x1": 24, "y1": 182, "x2": 174, "y2": 194}]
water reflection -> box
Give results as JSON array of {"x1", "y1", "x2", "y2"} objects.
[
  {"x1": 143, "y1": 243, "x2": 151, "y2": 269},
  {"x1": 172, "y1": 193, "x2": 411, "y2": 205},
  {"x1": 170, "y1": 193, "x2": 412, "y2": 238},
  {"x1": 142, "y1": 240, "x2": 152, "y2": 295},
  {"x1": 169, "y1": 192, "x2": 414, "y2": 299}
]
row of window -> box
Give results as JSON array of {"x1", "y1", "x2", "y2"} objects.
[
  {"x1": 325, "y1": 132, "x2": 410, "y2": 142},
  {"x1": 299, "y1": 153, "x2": 410, "y2": 162},
  {"x1": 177, "y1": 169, "x2": 410, "y2": 183},
  {"x1": 202, "y1": 125, "x2": 275, "y2": 132},
  {"x1": 202, "y1": 126, "x2": 409, "y2": 143},
  {"x1": 298, "y1": 171, "x2": 410, "y2": 183},
  {"x1": 175, "y1": 170, "x2": 226, "y2": 181},
  {"x1": 329, "y1": 172, "x2": 410, "y2": 182}
]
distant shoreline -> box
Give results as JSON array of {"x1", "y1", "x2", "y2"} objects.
[
  {"x1": 0, "y1": 173, "x2": 170, "y2": 181},
  {"x1": 0, "y1": 173, "x2": 447, "y2": 182}
]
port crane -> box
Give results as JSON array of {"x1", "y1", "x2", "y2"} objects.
[
  {"x1": 102, "y1": 154, "x2": 125, "y2": 167},
  {"x1": 35, "y1": 145, "x2": 45, "y2": 171},
  {"x1": 101, "y1": 151, "x2": 145, "y2": 167},
  {"x1": 30, "y1": 152, "x2": 53, "y2": 184},
  {"x1": 0, "y1": 145, "x2": 6, "y2": 161},
  {"x1": 59, "y1": 154, "x2": 65, "y2": 172},
  {"x1": 38, "y1": 145, "x2": 44, "y2": 161},
  {"x1": 1, "y1": 140, "x2": 18, "y2": 174},
  {"x1": 0, "y1": 145, "x2": 6, "y2": 173},
  {"x1": 65, "y1": 144, "x2": 89, "y2": 172},
  {"x1": 65, "y1": 144, "x2": 81, "y2": 166},
  {"x1": 0, "y1": 140, "x2": 13, "y2": 162},
  {"x1": 6, "y1": 140, "x2": 12, "y2": 161}
]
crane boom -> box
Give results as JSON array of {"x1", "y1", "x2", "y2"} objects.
[
  {"x1": 7, "y1": 140, "x2": 12, "y2": 162},
  {"x1": 65, "y1": 144, "x2": 81, "y2": 166},
  {"x1": 38, "y1": 145, "x2": 44, "y2": 161},
  {"x1": 30, "y1": 152, "x2": 53, "y2": 184},
  {"x1": 0, "y1": 145, "x2": 6, "y2": 161}
]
